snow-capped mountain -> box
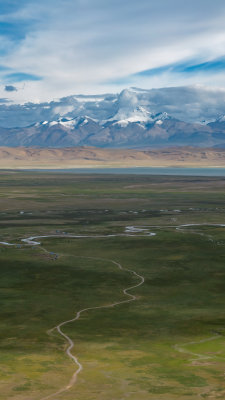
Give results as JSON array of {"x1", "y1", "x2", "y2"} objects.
[
  {"x1": 0, "y1": 112, "x2": 224, "y2": 148},
  {"x1": 0, "y1": 88, "x2": 225, "y2": 148},
  {"x1": 1, "y1": 86, "x2": 225, "y2": 129},
  {"x1": 34, "y1": 116, "x2": 95, "y2": 129}
]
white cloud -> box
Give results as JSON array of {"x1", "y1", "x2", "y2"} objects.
[{"x1": 1, "y1": 0, "x2": 225, "y2": 102}]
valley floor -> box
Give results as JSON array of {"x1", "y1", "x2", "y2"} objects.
[{"x1": 0, "y1": 172, "x2": 225, "y2": 399}]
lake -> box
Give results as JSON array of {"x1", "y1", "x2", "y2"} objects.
[{"x1": 31, "y1": 167, "x2": 225, "y2": 176}]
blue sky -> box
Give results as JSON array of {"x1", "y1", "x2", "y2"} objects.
[{"x1": 1, "y1": 0, "x2": 225, "y2": 102}]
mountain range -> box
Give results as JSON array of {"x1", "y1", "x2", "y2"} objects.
[{"x1": 1, "y1": 87, "x2": 225, "y2": 148}]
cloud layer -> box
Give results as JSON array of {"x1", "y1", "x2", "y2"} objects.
[
  {"x1": 1, "y1": 86, "x2": 225, "y2": 128},
  {"x1": 1, "y1": 0, "x2": 225, "y2": 102}
]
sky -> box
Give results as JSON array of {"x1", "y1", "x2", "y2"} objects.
[{"x1": 1, "y1": 0, "x2": 225, "y2": 103}]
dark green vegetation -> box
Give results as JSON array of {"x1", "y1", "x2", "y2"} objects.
[{"x1": 0, "y1": 171, "x2": 225, "y2": 399}]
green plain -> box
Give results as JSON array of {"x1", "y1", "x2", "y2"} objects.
[{"x1": 0, "y1": 171, "x2": 225, "y2": 399}]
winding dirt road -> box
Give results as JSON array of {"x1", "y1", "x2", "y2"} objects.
[
  {"x1": 40, "y1": 257, "x2": 145, "y2": 400},
  {"x1": 174, "y1": 335, "x2": 221, "y2": 363}
]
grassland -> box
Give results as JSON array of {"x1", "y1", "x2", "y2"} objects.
[{"x1": 1, "y1": 171, "x2": 225, "y2": 399}]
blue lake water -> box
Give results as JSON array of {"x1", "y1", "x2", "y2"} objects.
[{"x1": 30, "y1": 167, "x2": 225, "y2": 176}]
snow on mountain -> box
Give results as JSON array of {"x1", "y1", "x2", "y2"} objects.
[
  {"x1": 101, "y1": 89, "x2": 171, "y2": 127},
  {"x1": 57, "y1": 116, "x2": 90, "y2": 127},
  {"x1": 106, "y1": 106, "x2": 153, "y2": 127},
  {"x1": 35, "y1": 116, "x2": 95, "y2": 129},
  {"x1": 155, "y1": 119, "x2": 163, "y2": 125},
  {"x1": 216, "y1": 115, "x2": 225, "y2": 122},
  {"x1": 110, "y1": 109, "x2": 171, "y2": 127}
]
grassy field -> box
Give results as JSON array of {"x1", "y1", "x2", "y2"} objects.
[{"x1": 1, "y1": 171, "x2": 225, "y2": 399}]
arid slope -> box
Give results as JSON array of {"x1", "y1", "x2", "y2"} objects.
[{"x1": 0, "y1": 146, "x2": 224, "y2": 168}]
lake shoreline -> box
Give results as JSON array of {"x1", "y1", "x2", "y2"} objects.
[{"x1": 2, "y1": 166, "x2": 225, "y2": 176}]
